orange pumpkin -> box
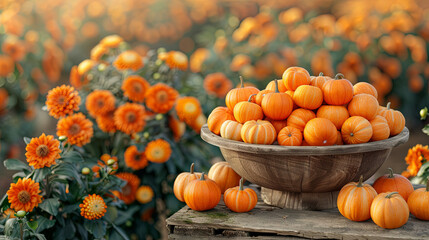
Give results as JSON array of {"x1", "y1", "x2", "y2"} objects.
[
  {"x1": 310, "y1": 72, "x2": 330, "y2": 89},
  {"x1": 266, "y1": 79, "x2": 287, "y2": 92},
  {"x1": 303, "y1": 118, "x2": 337, "y2": 146},
  {"x1": 372, "y1": 168, "x2": 414, "y2": 201},
  {"x1": 278, "y1": 126, "x2": 302, "y2": 146},
  {"x1": 207, "y1": 107, "x2": 235, "y2": 135},
  {"x1": 370, "y1": 192, "x2": 409, "y2": 229},
  {"x1": 220, "y1": 120, "x2": 243, "y2": 141},
  {"x1": 369, "y1": 115, "x2": 390, "y2": 141},
  {"x1": 233, "y1": 95, "x2": 264, "y2": 124},
  {"x1": 184, "y1": 173, "x2": 221, "y2": 211},
  {"x1": 261, "y1": 80, "x2": 293, "y2": 120},
  {"x1": 173, "y1": 163, "x2": 201, "y2": 202},
  {"x1": 347, "y1": 93, "x2": 379, "y2": 121},
  {"x1": 225, "y1": 76, "x2": 259, "y2": 111},
  {"x1": 286, "y1": 108, "x2": 316, "y2": 132},
  {"x1": 407, "y1": 180, "x2": 429, "y2": 220},
  {"x1": 282, "y1": 66, "x2": 311, "y2": 91},
  {"x1": 322, "y1": 73, "x2": 354, "y2": 105},
  {"x1": 208, "y1": 161, "x2": 242, "y2": 193},
  {"x1": 241, "y1": 120, "x2": 276, "y2": 145},
  {"x1": 316, "y1": 105, "x2": 349, "y2": 130},
  {"x1": 336, "y1": 131, "x2": 343, "y2": 145},
  {"x1": 337, "y1": 176, "x2": 378, "y2": 221},
  {"x1": 341, "y1": 116, "x2": 373, "y2": 144},
  {"x1": 353, "y1": 82, "x2": 378, "y2": 98},
  {"x1": 267, "y1": 119, "x2": 288, "y2": 134},
  {"x1": 285, "y1": 90, "x2": 298, "y2": 109},
  {"x1": 255, "y1": 89, "x2": 273, "y2": 106},
  {"x1": 224, "y1": 178, "x2": 258, "y2": 213},
  {"x1": 293, "y1": 85, "x2": 323, "y2": 110},
  {"x1": 378, "y1": 102, "x2": 406, "y2": 136}
]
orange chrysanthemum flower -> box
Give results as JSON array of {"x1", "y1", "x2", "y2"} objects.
[
  {"x1": 0, "y1": 55, "x2": 15, "y2": 77},
  {"x1": 165, "y1": 51, "x2": 188, "y2": 71},
  {"x1": 175, "y1": 97, "x2": 202, "y2": 123},
  {"x1": 7, "y1": 178, "x2": 42, "y2": 212},
  {"x1": 77, "y1": 59, "x2": 95, "y2": 75},
  {"x1": 124, "y1": 145, "x2": 148, "y2": 170},
  {"x1": 92, "y1": 154, "x2": 118, "y2": 177},
  {"x1": 2, "y1": 36, "x2": 26, "y2": 61},
  {"x1": 113, "y1": 172, "x2": 140, "y2": 204},
  {"x1": 203, "y1": 73, "x2": 233, "y2": 98},
  {"x1": 96, "y1": 110, "x2": 116, "y2": 133},
  {"x1": 188, "y1": 113, "x2": 207, "y2": 134},
  {"x1": 136, "y1": 186, "x2": 154, "y2": 204},
  {"x1": 100, "y1": 35, "x2": 123, "y2": 48},
  {"x1": 0, "y1": 88, "x2": 9, "y2": 110},
  {"x1": 57, "y1": 113, "x2": 93, "y2": 147},
  {"x1": 405, "y1": 144, "x2": 429, "y2": 177},
  {"x1": 70, "y1": 66, "x2": 87, "y2": 89},
  {"x1": 79, "y1": 194, "x2": 107, "y2": 220},
  {"x1": 145, "y1": 139, "x2": 172, "y2": 163},
  {"x1": 114, "y1": 103, "x2": 146, "y2": 134},
  {"x1": 122, "y1": 76, "x2": 150, "y2": 102},
  {"x1": 168, "y1": 115, "x2": 186, "y2": 141},
  {"x1": 190, "y1": 48, "x2": 210, "y2": 73},
  {"x1": 25, "y1": 133, "x2": 61, "y2": 169},
  {"x1": 46, "y1": 85, "x2": 81, "y2": 119},
  {"x1": 113, "y1": 51, "x2": 143, "y2": 71},
  {"x1": 2, "y1": 208, "x2": 16, "y2": 218},
  {"x1": 145, "y1": 83, "x2": 179, "y2": 113},
  {"x1": 90, "y1": 44, "x2": 108, "y2": 62},
  {"x1": 85, "y1": 90, "x2": 116, "y2": 118}
]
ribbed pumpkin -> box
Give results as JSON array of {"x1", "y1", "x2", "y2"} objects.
[
  {"x1": 267, "y1": 119, "x2": 288, "y2": 134},
  {"x1": 220, "y1": 120, "x2": 243, "y2": 141},
  {"x1": 303, "y1": 118, "x2": 337, "y2": 146},
  {"x1": 184, "y1": 173, "x2": 221, "y2": 211},
  {"x1": 266, "y1": 80, "x2": 287, "y2": 92},
  {"x1": 378, "y1": 102, "x2": 406, "y2": 136},
  {"x1": 347, "y1": 93, "x2": 379, "y2": 121},
  {"x1": 372, "y1": 168, "x2": 414, "y2": 202},
  {"x1": 282, "y1": 66, "x2": 311, "y2": 91},
  {"x1": 316, "y1": 105, "x2": 349, "y2": 130},
  {"x1": 293, "y1": 85, "x2": 323, "y2": 110},
  {"x1": 241, "y1": 120, "x2": 276, "y2": 145},
  {"x1": 225, "y1": 76, "x2": 259, "y2": 112},
  {"x1": 336, "y1": 131, "x2": 343, "y2": 145},
  {"x1": 208, "y1": 161, "x2": 242, "y2": 193},
  {"x1": 207, "y1": 107, "x2": 235, "y2": 135},
  {"x1": 353, "y1": 82, "x2": 378, "y2": 98},
  {"x1": 407, "y1": 180, "x2": 429, "y2": 220},
  {"x1": 278, "y1": 126, "x2": 302, "y2": 146},
  {"x1": 224, "y1": 178, "x2": 258, "y2": 213},
  {"x1": 370, "y1": 192, "x2": 409, "y2": 229},
  {"x1": 285, "y1": 90, "x2": 298, "y2": 109},
  {"x1": 322, "y1": 73, "x2": 354, "y2": 105},
  {"x1": 233, "y1": 94, "x2": 264, "y2": 124},
  {"x1": 341, "y1": 116, "x2": 373, "y2": 144},
  {"x1": 255, "y1": 89, "x2": 273, "y2": 106},
  {"x1": 337, "y1": 176, "x2": 378, "y2": 221},
  {"x1": 369, "y1": 115, "x2": 390, "y2": 141},
  {"x1": 261, "y1": 80, "x2": 293, "y2": 120},
  {"x1": 310, "y1": 72, "x2": 330, "y2": 89},
  {"x1": 286, "y1": 108, "x2": 316, "y2": 132},
  {"x1": 173, "y1": 163, "x2": 201, "y2": 202}
]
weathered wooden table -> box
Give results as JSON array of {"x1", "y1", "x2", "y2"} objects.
[{"x1": 166, "y1": 186, "x2": 429, "y2": 240}]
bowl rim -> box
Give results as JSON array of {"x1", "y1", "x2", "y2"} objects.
[{"x1": 200, "y1": 124, "x2": 409, "y2": 156}]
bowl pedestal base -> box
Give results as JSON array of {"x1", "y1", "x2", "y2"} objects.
[{"x1": 261, "y1": 187, "x2": 339, "y2": 210}]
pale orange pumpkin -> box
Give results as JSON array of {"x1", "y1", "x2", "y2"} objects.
[
  {"x1": 286, "y1": 108, "x2": 316, "y2": 132},
  {"x1": 370, "y1": 192, "x2": 409, "y2": 229},
  {"x1": 207, "y1": 107, "x2": 235, "y2": 135},
  {"x1": 225, "y1": 76, "x2": 259, "y2": 111},
  {"x1": 347, "y1": 93, "x2": 379, "y2": 121},
  {"x1": 372, "y1": 168, "x2": 414, "y2": 202},
  {"x1": 282, "y1": 66, "x2": 311, "y2": 91},
  {"x1": 184, "y1": 173, "x2": 221, "y2": 211},
  {"x1": 303, "y1": 118, "x2": 337, "y2": 146},
  {"x1": 208, "y1": 161, "x2": 242, "y2": 193},
  {"x1": 261, "y1": 80, "x2": 293, "y2": 120},
  {"x1": 173, "y1": 163, "x2": 202, "y2": 202},
  {"x1": 322, "y1": 73, "x2": 353, "y2": 105},
  {"x1": 369, "y1": 115, "x2": 390, "y2": 141},
  {"x1": 407, "y1": 179, "x2": 429, "y2": 220},
  {"x1": 278, "y1": 126, "x2": 302, "y2": 146},
  {"x1": 293, "y1": 85, "x2": 323, "y2": 110},
  {"x1": 353, "y1": 82, "x2": 378, "y2": 98},
  {"x1": 310, "y1": 72, "x2": 331, "y2": 89},
  {"x1": 255, "y1": 89, "x2": 273, "y2": 106},
  {"x1": 266, "y1": 79, "x2": 287, "y2": 92},
  {"x1": 241, "y1": 120, "x2": 276, "y2": 145},
  {"x1": 316, "y1": 105, "x2": 349, "y2": 130},
  {"x1": 220, "y1": 120, "x2": 243, "y2": 141},
  {"x1": 233, "y1": 95, "x2": 264, "y2": 124},
  {"x1": 224, "y1": 178, "x2": 258, "y2": 213},
  {"x1": 341, "y1": 116, "x2": 373, "y2": 144},
  {"x1": 378, "y1": 102, "x2": 406, "y2": 136}
]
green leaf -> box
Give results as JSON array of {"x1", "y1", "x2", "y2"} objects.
[
  {"x1": 3, "y1": 159, "x2": 31, "y2": 172},
  {"x1": 417, "y1": 162, "x2": 429, "y2": 177},
  {"x1": 38, "y1": 198, "x2": 60, "y2": 216},
  {"x1": 27, "y1": 220, "x2": 38, "y2": 230},
  {"x1": 61, "y1": 151, "x2": 84, "y2": 163},
  {"x1": 111, "y1": 224, "x2": 130, "y2": 240},
  {"x1": 423, "y1": 124, "x2": 429, "y2": 136},
  {"x1": 36, "y1": 216, "x2": 56, "y2": 233},
  {"x1": 84, "y1": 219, "x2": 107, "y2": 239},
  {"x1": 62, "y1": 203, "x2": 79, "y2": 214},
  {"x1": 114, "y1": 206, "x2": 139, "y2": 225},
  {"x1": 0, "y1": 194, "x2": 9, "y2": 211},
  {"x1": 34, "y1": 233, "x2": 47, "y2": 240},
  {"x1": 24, "y1": 137, "x2": 31, "y2": 144},
  {"x1": 33, "y1": 167, "x2": 51, "y2": 183}
]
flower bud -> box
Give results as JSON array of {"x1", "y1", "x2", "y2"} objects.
[
  {"x1": 82, "y1": 167, "x2": 91, "y2": 175},
  {"x1": 153, "y1": 73, "x2": 161, "y2": 80},
  {"x1": 16, "y1": 210, "x2": 26, "y2": 218},
  {"x1": 143, "y1": 132, "x2": 149, "y2": 139},
  {"x1": 155, "y1": 114, "x2": 163, "y2": 121},
  {"x1": 58, "y1": 136, "x2": 67, "y2": 142},
  {"x1": 107, "y1": 159, "x2": 116, "y2": 166},
  {"x1": 420, "y1": 107, "x2": 428, "y2": 120}
]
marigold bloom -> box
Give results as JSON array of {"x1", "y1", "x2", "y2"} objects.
[
  {"x1": 100, "y1": 35, "x2": 123, "y2": 48},
  {"x1": 90, "y1": 44, "x2": 108, "y2": 62},
  {"x1": 46, "y1": 85, "x2": 81, "y2": 119},
  {"x1": 7, "y1": 178, "x2": 42, "y2": 212},
  {"x1": 114, "y1": 103, "x2": 146, "y2": 134},
  {"x1": 80, "y1": 194, "x2": 107, "y2": 220},
  {"x1": 136, "y1": 186, "x2": 154, "y2": 204},
  {"x1": 190, "y1": 48, "x2": 210, "y2": 73},
  {"x1": 122, "y1": 76, "x2": 150, "y2": 102},
  {"x1": 113, "y1": 51, "x2": 143, "y2": 71},
  {"x1": 77, "y1": 59, "x2": 95, "y2": 75},
  {"x1": 188, "y1": 113, "x2": 207, "y2": 134},
  {"x1": 25, "y1": 133, "x2": 61, "y2": 169},
  {"x1": 2, "y1": 208, "x2": 16, "y2": 218},
  {"x1": 85, "y1": 90, "x2": 116, "y2": 118},
  {"x1": 96, "y1": 110, "x2": 116, "y2": 133},
  {"x1": 113, "y1": 172, "x2": 140, "y2": 204},
  {"x1": 145, "y1": 139, "x2": 172, "y2": 163},
  {"x1": 165, "y1": 51, "x2": 188, "y2": 71},
  {"x1": 168, "y1": 115, "x2": 186, "y2": 141},
  {"x1": 175, "y1": 97, "x2": 202, "y2": 123},
  {"x1": 405, "y1": 144, "x2": 429, "y2": 176},
  {"x1": 203, "y1": 73, "x2": 233, "y2": 98},
  {"x1": 124, "y1": 145, "x2": 148, "y2": 170},
  {"x1": 230, "y1": 54, "x2": 251, "y2": 72},
  {"x1": 57, "y1": 113, "x2": 93, "y2": 147},
  {"x1": 145, "y1": 83, "x2": 179, "y2": 113},
  {"x1": 0, "y1": 55, "x2": 14, "y2": 77},
  {"x1": 2, "y1": 36, "x2": 26, "y2": 61}
]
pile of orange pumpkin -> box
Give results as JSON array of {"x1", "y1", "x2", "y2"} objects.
[
  {"x1": 207, "y1": 67, "x2": 406, "y2": 146},
  {"x1": 173, "y1": 161, "x2": 256, "y2": 213},
  {"x1": 338, "y1": 168, "x2": 429, "y2": 229}
]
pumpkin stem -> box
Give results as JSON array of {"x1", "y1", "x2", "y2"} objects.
[
  {"x1": 190, "y1": 163, "x2": 194, "y2": 174},
  {"x1": 385, "y1": 192, "x2": 399, "y2": 199},
  {"x1": 248, "y1": 94, "x2": 256, "y2": 102},
  {"x1": 357, "y1": 175, "x2": 364, "y2": 187},
  {"x1": 239, "y1": 76, "x2": 244, "y2": 88},
  {"x1": 239, "y1": 177, "x2": 244, "y2": 191},
  {"x1": 386, "y1": 102, "x2": 391, "y2": 110},
  {"x1": 200, "y1": 172, "x2": 205, "y2": 180},
  {"x1": 387, "y1": 168, "x2": 394, "y2": 178},
  {"x1": 334, "y1": 73, "x2": 344, "y2": 80},
  {"x1": 319, "y1": 72, "x2": 324, "y2": 77},
  {"x1": 274, "y1": 80, "x2": 280, "y2": 93}
]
